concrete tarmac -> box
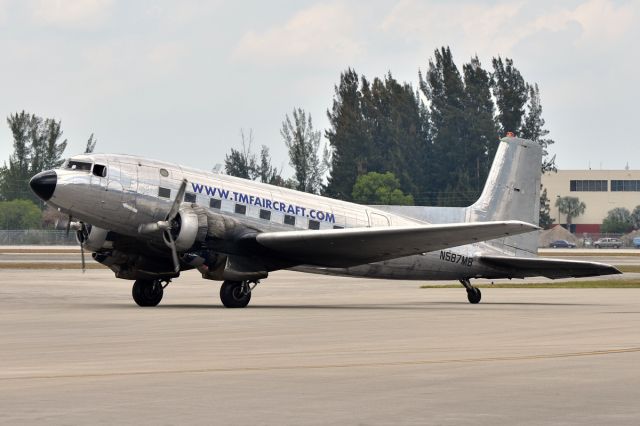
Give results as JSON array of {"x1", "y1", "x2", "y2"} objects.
[{"x1": 1, "y1": 269, "x2": 640, "y2": 425}]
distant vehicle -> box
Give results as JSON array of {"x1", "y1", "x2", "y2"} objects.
[
  {"x1": 549, "y1": 240, "x2": 576, "y2": 248},
  {"x1": 633, "y1": 237, "x2": 640, "y2": 248},
  {"x1": 594, "y1": 238, "x2": 623, "y2": 249}
]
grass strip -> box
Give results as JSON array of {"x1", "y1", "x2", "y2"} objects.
[
  {"x1": 540, "y1": 251, "x2": 640, "y2": 257},
  {"x1": 0, "y1": 262, "x2": 105, "y2": 270},
  {"x1": 0, "y1": 248, "x2": 79, "y2": 254},
  {"x1": 421, "y1": 280, "x2": 640, "y2": 289}
]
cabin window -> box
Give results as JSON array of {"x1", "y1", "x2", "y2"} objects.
[
  {"x1": 66, "y1": 160, "x2": 92, "y2": 171},
  {"x1": 333, "y1": 225, "x2": 344, "y2": 230},
  {"x1": 259, "y1": 209, "x2": 271, "y2": 220},
  {"x1": 235, "y1": 204, "x2": 247, "y2": 215},
  {"x1": 92, "y1": 164, "x2": 107, "y2": 177},
  {"x1": 159, "y1": 168, "x2": 169, "y2": 177},
  {"x1": 158, "y1": 187, "x2": 171, "y2": 198},
  {"x1": 184, "y1": 193, "x2": 196, "y2": 203},
  {"x1": 284, "y1": 215, "x2": 296, "y2": 226},
  {"x1": 210, "y1": 199, "x2": 221, "y2": 209},
  {"x1": 308, "y1": 220, "x2": 320, "y2": 230}
]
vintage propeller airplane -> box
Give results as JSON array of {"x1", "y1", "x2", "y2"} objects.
[{"x1": 29, "y1": 135, "x2": 620, "y2": 307}]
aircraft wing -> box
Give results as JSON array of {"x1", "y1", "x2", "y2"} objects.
[
  {"x1": 477, "y1": 255, "x2": 622, "y2": 278},
  {"x1": 254, "y1": 220, "x2": 537, "y2": 268}
]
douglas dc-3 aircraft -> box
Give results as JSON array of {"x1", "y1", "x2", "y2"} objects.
[{"x1": 29, "y1": 135, "x2": 620, "y2": 307}]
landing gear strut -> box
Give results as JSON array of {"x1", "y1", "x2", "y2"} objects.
[
  {"x1": 132, "y1": 279, "x2": 166, "y2": 307},
  {"x1": 460, "y1": 279, "x2": 481, "y2": 304},
  {"x1": 220, "y1": 280, "x2": 258, "y2": 308}
]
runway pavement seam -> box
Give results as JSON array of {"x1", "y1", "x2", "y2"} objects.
[{"x1": 2, "y1": 346, "x2": 639, "y2": 382}]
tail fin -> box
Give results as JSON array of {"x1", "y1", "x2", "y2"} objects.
[
  {"x1": 469, "y1": 136, "x2": 542, "y2": 223},
  {"x1": 468, "y1": 136, "x2": 542, "y2": 254}
]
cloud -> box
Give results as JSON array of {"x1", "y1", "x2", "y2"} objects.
[
  {"x1": 532, "y1": 0, "x2": 635, "y2": 45},
  {"x1": 146, "y1": 41, "x2": 188, "y2": 69},
  {"x1": 380, "y1": 0, "x2": 525, "y2": 55},
  {"x1": 31, "y1": 0, "x2": 113, "y2": 29},
  {"x1": 0, "y1": 0, "x2": 7, "y2": 25},
  {"x1": 380, "y1": 0, "x2": 636, "y2": 57},
  {"x1": 232, "y1": 2, "x2": 362, "y2": 66}
]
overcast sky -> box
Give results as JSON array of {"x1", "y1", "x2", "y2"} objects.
[{"x1": 0, "y1": 0, "x2": 638, "y2": 175}]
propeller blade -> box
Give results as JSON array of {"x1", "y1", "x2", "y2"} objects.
[
  {"x1": 75, "y1": 222, "x2": 87, "y2": 273},
  {"x1": 165, "y1": 231, "x2": 180, "y2": 273},
  {"x1": 80, "y1": 240, "x2": 86, "y2": 273},
  {"x1": 65, "y1": 215, "x2": 72, "y2": 236},
  {"x1": 167, "y1": 179, "x2": 188, "y2": 221}
]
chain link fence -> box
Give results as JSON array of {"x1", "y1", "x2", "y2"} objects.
[{"x1": 0, "y1": 230, "x2": 77, "y2": 245}]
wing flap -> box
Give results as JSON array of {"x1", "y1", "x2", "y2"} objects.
[
  {"x1": 255, "y1": 220, "x2": 537, "y2": 268},
  {"x1": 478, "y1": 255, "x2": 621, "y2": 279}
]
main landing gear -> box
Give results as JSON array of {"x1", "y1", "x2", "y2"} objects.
[
  {"x1": 219, "y1": 280, "x2": 258, "y2": 308},
  {"x1": 460, "y1": 279, "x2": 481, "y2": 304},
  {"x1": 131, "y1": 278, "x2": 259, "y2": 308},
  {"x1": 132, "y1": 279, "x2": 167, "y2": 307}
]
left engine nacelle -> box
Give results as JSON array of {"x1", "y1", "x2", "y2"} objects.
[
  {"x1": 76, "y1": 225, "x2": 113, "y2": 252},
  {"x1": 163, "y1": 206, "x2": 208, "y2": 252}
]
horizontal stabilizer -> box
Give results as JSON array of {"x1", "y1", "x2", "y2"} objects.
[
  {"x1": 255, "y1": 220, "x2": 538, "y2": 268},
  {"x1": 478, "y1": 255, "x2": 622, "y2": 279}
]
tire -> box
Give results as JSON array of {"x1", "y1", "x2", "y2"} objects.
[
  {"x1": 132, "y1": 279, "x2": 163, "y2": 307},
  {"x1": 220, "y1": 280, "x2": 251, "y2": 308},
  {"x1": 466, "y1": 287, "x2": 482, "y2": 304}
]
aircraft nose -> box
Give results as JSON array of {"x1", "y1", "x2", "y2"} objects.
[{"x1": 29, "y1": 170, "x2": 57, "y2": 201}]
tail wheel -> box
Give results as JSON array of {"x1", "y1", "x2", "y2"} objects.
[
  {"x1": 466, "y1": 287, "x2": 482, "y2": 304},
  {"x1": 220, "y1": 280, "x2": 252, "y2": 308},
  {"x1": 132, "y1": 279, "x2": 164, "y2": 307}
]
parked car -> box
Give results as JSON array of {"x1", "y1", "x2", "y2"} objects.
[
  {"x1": 593, "y1": 238, "x2": 623, "y2": 249},
  {"x1": 633, "y1": 237, "x2": 640, "y2": 249},
  {"x1": 549, "y1": 240, "x2": 576, "y2": 248}
]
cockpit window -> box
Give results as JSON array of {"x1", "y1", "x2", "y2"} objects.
[
  {"x1": 92, "y1": 164, "x2": 107, "y2": 177},
  {"x1": 66, "y1": 160, "x2": 92, "y2": 171}
]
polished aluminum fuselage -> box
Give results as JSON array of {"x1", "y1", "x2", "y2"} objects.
[{"x1": 48, "y1": 153, "x2": 521, "y2": 281}]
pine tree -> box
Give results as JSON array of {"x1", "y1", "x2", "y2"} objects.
[
  {"x1": 0, "y1": 111, "x2": 67, "y2": 203},
  {"x1": 521, "y1": 83, "x2": 556, "y2": 173},
  {"x1": 224, "y1": 131, "x2": 283, "y2": 185},
  {"x1": 420, "y1": 47, "x2": 474, "y2": 205},
  {"x1": 85, "y1": 134, "x2": 97, "y2": 154},
  {"x1": 281, "y1": 108, "x2": 329, "y2": 194},
  {"x1": 257, "y1": 145, "x2": 282, "y2": 185},
  {"x1": 224, "y1": 129, "x2": 258, "y2": 180},
  {"x1": 325, "y1": 69, "x2": 368, "y2": 200},
  {"x1": 491, "y1": 56, "x2": 528, "y2": 137},
  {"x1": 462, "y1": 56, "x2": 499, "y2": 192},
  {"x1": 364, "y1": 73, "x2": 423, "y2": 198},
  {"x1": 539, "y1": 187, "x2": 554, "y2": 228}
]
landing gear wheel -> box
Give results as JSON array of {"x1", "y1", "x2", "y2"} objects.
[
  {"x1": 220, "y1": 280, "x2": 252, "y2": 308},
  {"x1": 460, "y1": 279, "x2": 482, "y2": 304},
  {"x1": 132, "y1": 279, "x2": 164, "y2": 307},
  {"x1": 466, "y1": 287, "x2": 482, "y2": 304}
]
